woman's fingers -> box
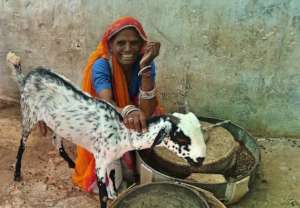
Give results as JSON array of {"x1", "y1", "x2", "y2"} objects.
[
  {"x1": 143, "y1": 42, "x2": 160, "y2": 57},
  {"x1": 139, "y1": 113, "x2": 147, "y2": 132},
  {"x1": 145, "y1": 42, "x2": 160, "y2": 55},
  {"x1": 153, "y1": 42, "x2": 160, "y2": 56},
  {"x1": 133, "y1": 117, "x2": 142, "y2": 132},
  {"x1": 125, "y1": 111, "x2": 147, "y2": 133},
  {"x1": 124, "y1": 116, "x2": 134, "y2": 129},
  {"x1": 123, "y1": 117, "x2": 129, "y2": 128}
]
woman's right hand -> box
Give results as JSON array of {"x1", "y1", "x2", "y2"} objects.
[
  {"x1": 123, "y1": 110, "x2": 147, "y2": 133},
  {"x1": 140, "y1": 41, "x2": 161, "y2": 67}
]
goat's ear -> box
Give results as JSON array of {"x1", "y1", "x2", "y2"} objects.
[
  {"x1": 172, "y1": 112, "x2": 184, "y2": 119},
  {"x1": 150, "y1": 128, "x2": 167, "y2": 150},
  {"x1": 167, "y1": 114, "x2": 180, "y2": 125}
]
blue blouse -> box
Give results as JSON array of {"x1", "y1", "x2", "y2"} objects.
[{"x1": 92, "y1": 58, "x2": 156, "y2": 97}]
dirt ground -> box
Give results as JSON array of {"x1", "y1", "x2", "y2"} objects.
[
  {"x1": 230, "y1": 136, "x2": 300, "y2": 208},
  {"x1": 0, "y1": 100, "x2": 299, "y2": 208},
  {"x1": 0, "y1": 101, "x2": 99, "y2": 208}
]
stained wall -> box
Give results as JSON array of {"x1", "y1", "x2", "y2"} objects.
[{"x1": 1, "y1": 0, "x2": 299, "y2": 137}]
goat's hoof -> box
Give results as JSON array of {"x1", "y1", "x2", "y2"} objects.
[
  {"x1": 14, "y1": 174, "x2": 22, "y2": 181},
  {"x1": 107, "y1": 190, "x2": 117, "y2": 200}
]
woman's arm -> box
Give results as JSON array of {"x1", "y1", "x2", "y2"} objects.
[
  {"x1": 95, "y1": 88, "x2": 115, "y2": 107},
  {"x1": 96, "y1": 89, "x2": 147, "y2": 133},
  {"x1": 138, "y1": 41, "x2": 161, "y2": 118},
  {"x1": 139, "y1": 72, "x2": 157, "y2": 118}
]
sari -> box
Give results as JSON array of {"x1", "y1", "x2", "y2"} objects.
[{"x1": 72, "y1": 16, "x2": 163, "y2": 192}]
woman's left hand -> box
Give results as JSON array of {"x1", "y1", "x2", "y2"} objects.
[
  {"x1": 123, "y1": 110, "x2": 147, "y2": 133},
  {"x1": 140, "y1": 41, "x2": 161, "y2": 67}
]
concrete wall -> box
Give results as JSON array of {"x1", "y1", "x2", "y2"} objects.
[{"x1": 1, "y1": 0, "x2": 299, "y2": 137}]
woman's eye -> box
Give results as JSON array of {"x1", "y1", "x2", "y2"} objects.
[
  {"x1": 131, "y1": 41, "x2": 140, "y2": 47},
  {"x1": 117, "y1": 41, "x2": 126, "y2": 47}
]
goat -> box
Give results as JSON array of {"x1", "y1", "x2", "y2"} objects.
[{"x1": 6, "y1": 52, "x2": 206, "y2": 208}]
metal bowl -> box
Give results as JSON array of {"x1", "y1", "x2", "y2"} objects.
[
  {"x1": 111, "y1": 182, "x2": 210, "y2": 208},
  {"x1": 136, "y1": 115, "x2": 260, "y2": 204}
]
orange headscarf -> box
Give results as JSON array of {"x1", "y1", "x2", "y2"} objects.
[
  {"x1": 73, "y1": 16, "x2": 150, "y2": 192},
  {"x1": 81, "y1": 16, "x2": 147, "y2": 105}
]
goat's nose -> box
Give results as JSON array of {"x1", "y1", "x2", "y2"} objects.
[{"x1": 196, "y1": 157, "x2": 205, "y2": 165}]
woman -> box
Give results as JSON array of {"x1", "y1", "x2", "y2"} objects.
[{"x1": 73, "y1": 16, "x2": 163, "y2": 193}]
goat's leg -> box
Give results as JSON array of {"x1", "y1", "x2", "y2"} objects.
[
  {"x1": 15, "y1": 101, "x2": 37, "y2": 181},
  {"x1": 95, "y1": 160, "x2": 109, "y2": 208},
  {"x1": 53, "y1": 134, "x2": 75, "y2": 168},
  {"x1": 14, "y1": 131, "x2": 29, "y2": 181},
  {"x1": 106, "y1": 160, "x2": 121, "y2": 199},
  {"x1": 15, "y1": 105, "x2": 35, "y2": 181},
  {"x1": 108, "y1": 169, "x2": 117, "y2": 198},
  {"x1": 59, "y1": 143, "x2": 75, "y2": 168},
  {"x1": 97, "y1": 177, "x2": 108, "y2": 208}
]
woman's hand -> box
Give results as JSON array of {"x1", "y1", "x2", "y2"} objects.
[
  {"x1": 140, "y1": 41, "x2": 161, "y2": 67},
  {"x1": 123, "y1": 110, "x2": 147, "y2": 133}
]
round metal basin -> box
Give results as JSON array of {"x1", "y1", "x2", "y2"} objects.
[
  {"x1": 136, "y1": 115, "x2": 260, "y2": 204},
  {"x1": 111, "y1": 182, "x2": 210, "y2": 208}
]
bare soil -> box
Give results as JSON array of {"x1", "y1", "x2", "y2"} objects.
[{"x1": 0, "y1": 101, "x2": 99, "y2": 208}]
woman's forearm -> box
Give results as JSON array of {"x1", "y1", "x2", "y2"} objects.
[
  {"x1": 139, "y1": 75, "x2": 157, "y2": 118},
  {"x1": 96, "y1": 89, "x2": 123, "y2": 113}
]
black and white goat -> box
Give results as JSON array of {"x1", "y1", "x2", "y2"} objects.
[{"x1": 6, "y1": 52, "x2": 206, "y2": 208}]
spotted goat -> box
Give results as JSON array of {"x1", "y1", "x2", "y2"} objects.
[{"x1": 6, "y1": 52, "x2": 206, "y2": 208}]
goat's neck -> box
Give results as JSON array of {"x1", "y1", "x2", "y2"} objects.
[{"x1": 125, "y1": 119, "x2": 172, "y2": 151}]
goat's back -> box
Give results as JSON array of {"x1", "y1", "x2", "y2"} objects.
[{"x1": 19, "y1": 67, "x2": 122, "y2": 150}]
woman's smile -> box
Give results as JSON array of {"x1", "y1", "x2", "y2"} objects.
[
  {"x1": 109, "y1": 28, "x2": 143, "y2": 67},
  {"x1": 121, "y1": 54, "x2": 134, "y2": 60}
]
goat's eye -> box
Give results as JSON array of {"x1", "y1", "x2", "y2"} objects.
[{"x1": 176, "y1": 138, "x2": 189, "y2": 145}]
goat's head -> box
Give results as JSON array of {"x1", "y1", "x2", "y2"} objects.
[{"x1": 153, "y1": 112, "x2": 206, "y2": 167}]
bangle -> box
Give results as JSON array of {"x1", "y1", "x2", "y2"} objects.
[
  {"x1": 138, "y1": 65, "x2": 151, "y2": 76},
  {"x1": 121, "y1": 105, "x2": 140, "y2": 118},
  {"x1": 139, "y1": 86, "x2": 156, "y2": 100}
]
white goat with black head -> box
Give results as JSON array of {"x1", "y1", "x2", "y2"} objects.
[{"x1": 6, "y1": 52, "x2": 206, "y2": 208}]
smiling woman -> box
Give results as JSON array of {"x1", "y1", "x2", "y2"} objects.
[
  {"x1": 73, "y1": 16, "x2": 164, "y2": 196},
  {"x1": 109, "y1": 28, "x2": 143, "y2": 67}
]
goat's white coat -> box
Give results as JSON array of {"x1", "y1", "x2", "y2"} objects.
[
  {"x1": 6, "y1": 52, "x2": 206, "y2": 205},
  {"x1": 173, "y1": 112, "x2": 206, "y2": 158}
]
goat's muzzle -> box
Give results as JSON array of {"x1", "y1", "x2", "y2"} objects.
[{"x1": 185, "y1": 157, "x2": 205, "y2": 167}]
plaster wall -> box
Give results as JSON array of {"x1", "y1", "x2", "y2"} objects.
[{"x1": 1, "y1": 0, "x2": 299, "y2": 137}]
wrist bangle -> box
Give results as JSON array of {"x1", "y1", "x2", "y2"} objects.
[
  {"x1": 121, "y1": 105, "x2": 140, "y2": 118},
  {"x1": 141, "y1": 70, "x2": 152, "y2": 78},
  {"x1": 138, "y1": 65, "x2": 151, "y2": 76},
  {"x1": 139, "y1": 86, "x2": 156, "y2": 100}
]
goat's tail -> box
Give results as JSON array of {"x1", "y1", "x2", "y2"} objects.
[{"x1": 6, "y1": 52, "x2": 24, "y2": 88}]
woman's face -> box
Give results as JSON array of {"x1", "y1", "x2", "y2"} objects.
[{"x1": 109, "y1": 28, "x2": 143, "y2": 67}]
